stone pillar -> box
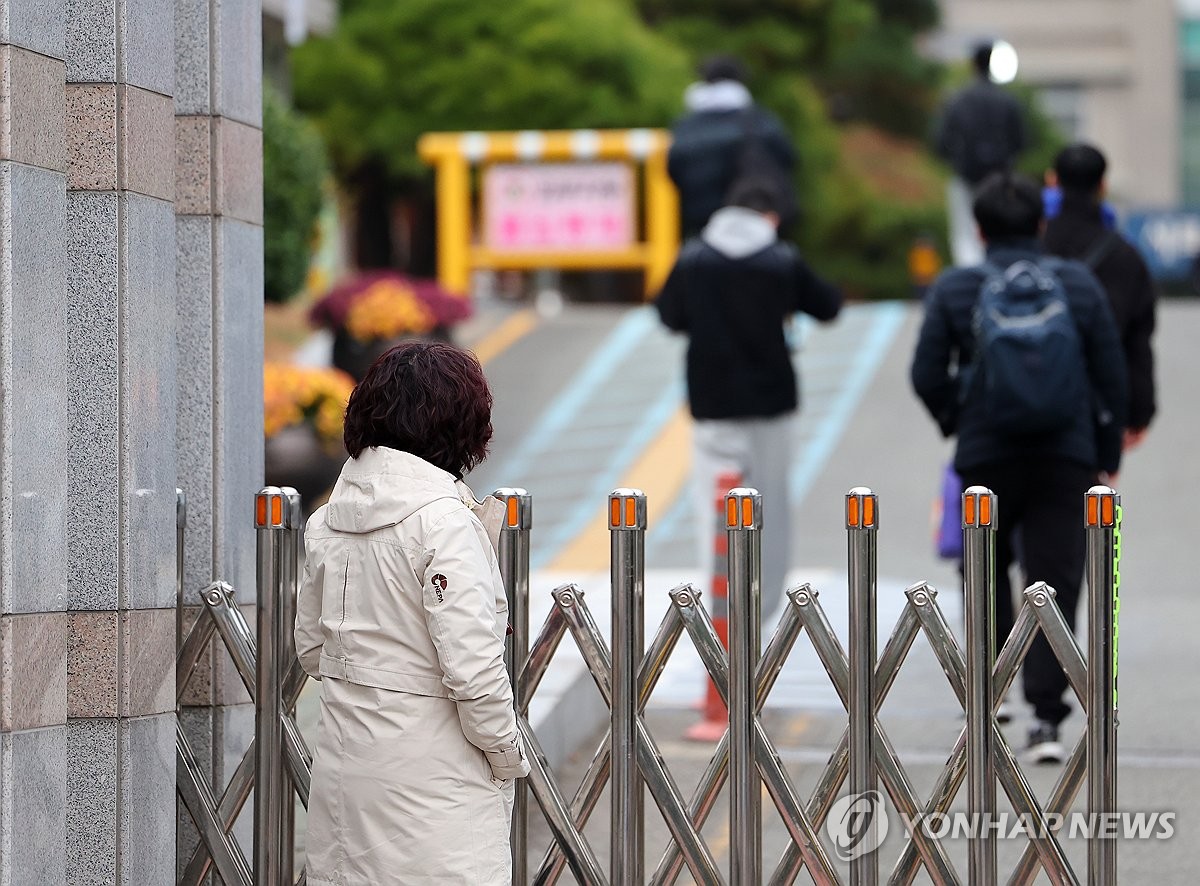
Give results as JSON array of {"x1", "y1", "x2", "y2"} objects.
[
  {"x1": 61, "y1": 0, "x2": 180, "y2": 882},
  {"x1": 0, "y1": 2, "x2": 69, "y2": 883},
  {"x1": 0, "y1": 0, "x2": 261, "y2": 880},
  {"x1": 174, "y1": 0, "x2": 264, "y2": 874}
]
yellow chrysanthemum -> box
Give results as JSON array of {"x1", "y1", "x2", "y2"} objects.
[
  {"x1": 344, "y1": 281, "x2": 436, "y2": 341},
  {"x1": 263, "y1": 362, "x2": 356, "y2": 450}
]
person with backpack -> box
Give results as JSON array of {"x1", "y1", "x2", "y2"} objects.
[
  {"x1": 911, "y1": 172, "x2": 1127, "y2": 764},
  {"x1": 934, "y1": 41, "x2": 1028, "y2": 267},
  {"x1": 1043, "y1": 143, "x2": 1157, "y2": 449},
  {"x1": 667, "y1": 54, "x2": 798, "y2": 237}
]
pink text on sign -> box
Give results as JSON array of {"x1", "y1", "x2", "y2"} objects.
[{"x1": 483, "y1": 163, "x2": 635, "y2": 252}]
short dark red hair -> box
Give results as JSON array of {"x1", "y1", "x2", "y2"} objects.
[{"x1": 342, "y1": 341, "x2": 493, "y2": 478}]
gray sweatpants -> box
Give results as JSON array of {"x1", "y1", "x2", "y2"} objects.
[{"x1": 692, "y1": 413, "x2": 794, "y2": 623}]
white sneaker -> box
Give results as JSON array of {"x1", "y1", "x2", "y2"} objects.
[{"x1": 1027, "y1": 721, "x2": 1065, "y2": 765}]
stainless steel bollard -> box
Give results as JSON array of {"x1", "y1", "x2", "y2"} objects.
[
  {"x1": 846, "y1": 487, "x2": 878, "y2": 886},
  {"x1": 279, "y1": 488, "x2": 301, "y2": 886},
  {"x1": 1086, "y1": 486, "x2": 1120, "y2": 886},
  {"x1": 254, "y1": 486, "x2": 300, "y2": 885},
  {"x1": 609, "y1": 488, "x2": 646, "y2": 885},
  {"x1": 726, "y1": 487, "x2": 762, "y2": 886},
  {"x1": 177, "y1": 488, "x2": 186, "y2": 650},
  {"x1": 963, "y1": 486, "x2": 998, "y2": 886},
  {"x1": 494, "y1": 487, "x2": 532, "y2": 885}
]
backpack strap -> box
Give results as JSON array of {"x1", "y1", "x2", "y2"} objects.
[{"x1": 1080, "y1": 229, "x2": 1120, "y2": 270}]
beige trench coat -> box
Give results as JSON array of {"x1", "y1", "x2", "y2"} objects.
[{"x1": 296, "y1": 447, "x2": 529, "y2": 885}]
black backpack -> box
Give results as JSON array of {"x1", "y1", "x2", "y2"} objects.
[{"x1": 967, "y1": 260, "x2": 1088, "y2": 434}]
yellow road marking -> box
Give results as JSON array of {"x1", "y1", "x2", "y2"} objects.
[
  {"x1": 549, "y1": 406, "x2": 692, "y2": 571},
  {"x1": 705, "y1": 712, "x2": 812, "y2": 863},
  {"x1": 469, "y1": 307, "x2": 538, "y2": 366}
]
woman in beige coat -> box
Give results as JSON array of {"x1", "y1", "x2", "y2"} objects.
[{"x1": 296, "y1": 341, "x2": 529, "y2": 885}]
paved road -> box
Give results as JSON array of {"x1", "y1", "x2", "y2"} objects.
[
  {"x1": 296, "y1": 294, "x2": 1200, "y2": 882},
  {"x1": 463, "y1": 295, "x2": 1200, "y2": 883}
]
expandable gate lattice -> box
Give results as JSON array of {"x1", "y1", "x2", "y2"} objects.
[{"x1": 175, "y1": 482, "x2": 1121, "y2": 886}]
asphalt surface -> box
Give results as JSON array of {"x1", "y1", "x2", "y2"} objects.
[{"x1": 298, "y1": 294, "x2": 1200, "y2": 883}]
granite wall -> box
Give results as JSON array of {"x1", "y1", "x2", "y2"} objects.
[{"x1": 0, "y1": 0, "x2": 263, "y2": 882}]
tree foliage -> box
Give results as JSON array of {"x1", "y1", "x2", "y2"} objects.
[
  {"x1": 290, "y1": 0, "x2": 1064, "y2": 298},
  {"x1": 292, "y1": 0, "x2": 692, "y2": 187},
  {"x1": 264, "y1": 84, "x2": 329, "y2": 303}
]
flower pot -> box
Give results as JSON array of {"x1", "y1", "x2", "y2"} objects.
[
  {"x1": 331, "y1": 326, "x2": 453, "y2": 382},
  {"x1": 264, "y1": 423, "x2": 347, "y2": 514}
]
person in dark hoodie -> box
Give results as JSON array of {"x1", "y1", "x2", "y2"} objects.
[
  {"x1": 667, "y1": 54, "x2": 797, "y2": 236},
  {"x1": 655, "y1": 178, "x2": 842, "y2": 624},
  {"x1": 1042, "y1": 143, "x2": 1157, "y2": 449}
]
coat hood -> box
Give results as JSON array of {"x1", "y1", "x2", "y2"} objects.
[
  {"x1": 683, "y1": 79, "x2": 752, "y2": 113},
  {"x1": 325, "y1": 447, "x2": 478, "y2": 534},
  {"x1": 701, "y1": 206, "x2": 778, "y2": 259}
]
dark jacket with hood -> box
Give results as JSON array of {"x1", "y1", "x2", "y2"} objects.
[
  {"x1": 655, "y1": 206, "x2": 842, "y2": 421},
  {"x1": 668, "y1": 79, "x2": 796, "y2": 235},
  {"x1": 1042, "y1": 194, "x2": 1157, "y2": 431},
  {"x1": 910, "y1": 239, "x2": 1128, "y2": 474},
  {"x1": 934, "y1": 77, "x2": 1026, "y2": 185}
]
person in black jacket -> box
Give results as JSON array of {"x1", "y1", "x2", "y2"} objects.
[
  {"x1": 934, "y1": 41, "x2": 1027, "y2": 266},
  {"x1": 1042, "y1": 143, "x2": 1157, "y2": 447},
  {"x1": 911, "y1": 172, "x2": 1128, "y2": 764},
  {"x1": 667, "y1": 55, "x2": 797, "y2": 237},
  {"x1": 655, "y1": 178, "x2": 841, "y2": 627}
]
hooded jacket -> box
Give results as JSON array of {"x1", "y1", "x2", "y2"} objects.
[
  {"x1": 667, "y1": 79, "x2": 797, "y2": 234},
  {"x1": 910, "y1": 240, "x2": 1129, "y2": 474},
  {"x1": 297, "y1": 446, "x2": 528, "y2": 885},
  {"x1": 655, "y1": 206, "x2": 842, "y2": 420}
]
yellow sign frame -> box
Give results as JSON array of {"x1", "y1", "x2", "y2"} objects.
[{"x1": 418, "y1": 129, "x2": 679, "y2": 298}]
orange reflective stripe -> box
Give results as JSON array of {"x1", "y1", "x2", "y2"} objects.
[{"x1": 1101, "y1": 495, "x2": 1115, "y2": 527}]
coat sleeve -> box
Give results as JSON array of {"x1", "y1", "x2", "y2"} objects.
[
  {"x1": 420, "y1": 509, "x2": 529, "y2": 780},
  {"x1": 790, "y1": 255, "x2": 842, "y2": 322},
  {"x1": 294, "y1": 533, "x2": 327, "y2": 680},
  {"x1": 1080, "y1": 286, "x2": 1129, "y2": 474},
  {"x1": 654, "y1": 258, "x2": 689, "y2": 332},
  {"x1": 910, "y1": 283, "x2": 960, "y2": 437},
  {"x1": 1123, "y1": 259, "x2": 1158, "y2": 431}
]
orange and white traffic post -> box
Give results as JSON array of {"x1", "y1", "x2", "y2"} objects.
[{"x1": 685, "y1": 469, "x2": 743, "y2": 741}]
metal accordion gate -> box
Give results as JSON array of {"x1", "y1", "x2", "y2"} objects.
[{"x1": 174, "y1": 482, "x2": 1121, "y2": 886}]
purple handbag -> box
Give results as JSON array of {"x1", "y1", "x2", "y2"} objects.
[{"x1": 935, "y1": 463, "x2": 964, "y2": 560}]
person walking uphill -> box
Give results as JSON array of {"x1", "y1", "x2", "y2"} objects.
[
  {"x1": 1042, "y1": 143, "x2": 1157, "y2": 448},
  {"x1": 668, "y1": 54, "x2": 798, "y2": 237},
  {"x1": 655, "y1": 178, "x2": 842, "y2": 633},
  {"x1": 910, "y1": 173, "x2": 1127, "y2": 764},
  {"x1": 935, "y1": 41, "x2": 1027, "y2": 267},
  {"x1": 296, "y1": 341, "x2": 528, "y2": 885}
]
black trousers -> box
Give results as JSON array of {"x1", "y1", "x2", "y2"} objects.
[{"x1": 959, "y1": 458, "x2": 1097, "y2": 725}]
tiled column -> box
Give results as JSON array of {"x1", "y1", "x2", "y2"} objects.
[
  {"x1": 175, "y1": 0, "x2": 264, "y2": 874},
  {"x1": 0, "y1": 2, "x2": 69, "y2": 883},
  {"x1": 63, "y1": 0, "x2": 179, "y2": 883}
]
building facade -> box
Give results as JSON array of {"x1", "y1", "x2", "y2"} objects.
[{"x1": 934, "y1": 0, "x2": 1182, "y2": 209}]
